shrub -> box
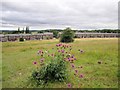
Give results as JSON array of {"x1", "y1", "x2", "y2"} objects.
[
  {"x1": 53, "y1": 31, "x2": 59, "y2": 38},
  {"x1": 31, "y1": 57, "x2": 67, "y2": 85},
  {"x1": 19, "y1": 38, "x2": 24, "y2": 42},
  {"x1": 31, "y1": 43, "x2": 85, "y2": 87},
  {"x1": 60, "y1": 27, "x2": 74, "y2": 43}
]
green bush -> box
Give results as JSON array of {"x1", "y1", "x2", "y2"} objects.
[
  {"x1": 53, "y1": 31, "x2": 59, "y2": 38},
  {"x1": 19, "y1": 38, "x2": 24, "y2": 42},
  {"x1": 31, "y1": 55, "x2": 67, "y2": 85},
  {"x1": 30, "y1": 43, "x2": 82, "y2": 87},
  {"x1": 60, "y1": 27, "x2": 74, "y2": 43}
]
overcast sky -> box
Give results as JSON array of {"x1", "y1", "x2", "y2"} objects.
[{"x1": 0, "y1": 0, "x2": 119, "y2": 30}]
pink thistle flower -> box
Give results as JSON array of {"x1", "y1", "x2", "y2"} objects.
[
  {"x1": 67, "y1": 83, "x2": 72, "y2": 88},
  {"x1": 74, "y1": 58, "x2": 76, "y2": 60},
  {"x1": 38, "y1": 50, "x2": 42, "y2": 53},
  {"x1": 33, "y1": 61, "x2": 37, "y2": 65},
  {"x1": 68, "y1": 58, "x2": 71, "y2": 61},
  {"x1": 58, "y1": 50, "x2": 61, "y2": 52},
  {"x1": 80, "y1": 50, "x2": 84, "y2": 53},
  {"x1": 51, "y1": 54, "x2": 54, "y2": 57},
  {"x1": 71, "y1": 64, "x2": 75, "y2": 68},
  {"x1": 40, "y1": 58, "x2": 44, "y2": 63},
  {"x1": 71, "y1": 55, "x2": 74, "y2": 58},
  {"x1": 56, "y1": 44, "x2": 59, "y2": 47},
  {"x1": 75, "y1": 69, "x2": 78, "y2": 73},
  {"x1": 61, "y1": 50, "x2": 64, "y2": 53},
  {"x1": 58, "y1": 43, "x2": 62, "y2": 46},
  {"x1": 40, "y1": 60, "x2": 43, "y2": 63},
  {"x1": 79, "y1": 74, "x2": 84, "y2": 78},
  {"x1": 40, "y1": 58, "x2": 44, "y2": 61}
]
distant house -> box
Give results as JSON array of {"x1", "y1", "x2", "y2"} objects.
[
  {"x1": 0, "y1": 32, "x2": 53, "y2": 42},
  {"x1": 0, "y1": 32, "x2": 118, "y2": 42},
  {"x1": 75, "y1": 32, "x2": 118, "y2": 38}
]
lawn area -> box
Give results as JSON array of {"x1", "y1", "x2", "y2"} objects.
[{"x1": 2, "y1": 38, "x2": 118, "y2": 88}]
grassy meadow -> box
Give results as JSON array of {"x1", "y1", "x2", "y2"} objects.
[{"x1": 2, "y1": 38, "x2": 118, "y2": 88}]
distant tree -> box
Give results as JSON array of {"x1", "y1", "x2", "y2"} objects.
[
  {"x1": 38, "y1": 30, "x2": 44, "y2": 33},
  {"x1": 18, "y1": 27, "x2": 20, "y2": 31},
  {"x1": 20, "y1": 28, "x2": 24, "y2": 34},
  {"x1": 23, "y1": 27, "x2": 24, "y2": 33},
  {"x1": 53, "y1": 31, "x2": 59, "y2": 38},
  {"x1": 18, "y1": 27, "x2": 20, "y2": 33},
  {"x1": 60, "y1": 27, "x2": 74, "y2": 43},
  {"x1": 12, "y1": 31, "x2": 19, "y2": 34},
  {"x1": 25, "y1": 26, "x2": 30, "y2": 34}
]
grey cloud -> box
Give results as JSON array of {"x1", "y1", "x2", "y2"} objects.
[{"x1": 1, "y1": 0, "x2": 119, "y2": 30}]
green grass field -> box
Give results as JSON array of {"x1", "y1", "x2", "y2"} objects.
[{"x1": 2, "y1": 38, "x2": 118, "y2": 88}]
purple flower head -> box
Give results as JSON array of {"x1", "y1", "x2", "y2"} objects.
[
  {"x1": 39, "y1": 50, "x2": 42, "y2": 53},
  {"x1": 33, "y1": 61, "x2": 37, "y2": 65},
  {"x1": 80, "y1": 50, "x2": 84, "y2": 53},
  {"x1": 71, "y1": 55, "x2": 74, "y2": 58},
  {"x1": 61, "y1": 50, "x2": 65, "y2": 53},
  {"x1": 58, "y1": 43, "x2": 62, "y2": 47},
  {"x1": 51, "y1": 54, "x2": 54, "y2": 57},
  {"x1": 38, "y1": 50, "x2": 43, "y2": 54},
  {"x1": 67, "y1": 83, "x2": 72, "y2": 88},
  {"x1": 40, "y1": 60, "x2": 43, "y2": 63},
  {"x1": 40, "y1": 58, "x2": 44, "y2": 61},
  {"x1": 71, "y1": 64, "x2": 75, "y2": 68},
  {"x1": 79, "y1": 74, "x2": 84, "y2": 78},
  {"x1": 58, "y1": 50, "x2": 61, "y2": 52},
  {"x1": 74, "y1": 58, "x2": 76, "y2": 60},
  {"x1": 56, "y1": 44, "x2": 59, "y2": 47},
  {"x1": 40, "y1": 58, "x2": 44, "y2": 63},
  {"x1": 68, "y1": 58, "x2": 71, "y2": 61},
  {"x1": 75, "y1": 69, "x2": 78, "y2": 73}
]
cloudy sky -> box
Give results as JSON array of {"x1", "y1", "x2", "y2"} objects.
[{"x1": 1, "y1": 0, "x2": 119, "y2": 30}]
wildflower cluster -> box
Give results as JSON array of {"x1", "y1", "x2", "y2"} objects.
[{"x1": 31, "y1": 43, "x2": 84, "y2": 88}]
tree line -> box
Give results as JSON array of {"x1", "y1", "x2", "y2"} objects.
[{"x1": 1, "y1": 28, "x2": 119, "y2": 35}]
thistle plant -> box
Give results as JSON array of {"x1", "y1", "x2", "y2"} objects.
[{"x1": 31, "y1": 43, "x2": 84, "y2": 88}]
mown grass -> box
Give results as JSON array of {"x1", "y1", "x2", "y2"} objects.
[{"x1": 2, "y1": 38, "x2": 118, "y2": 88}]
